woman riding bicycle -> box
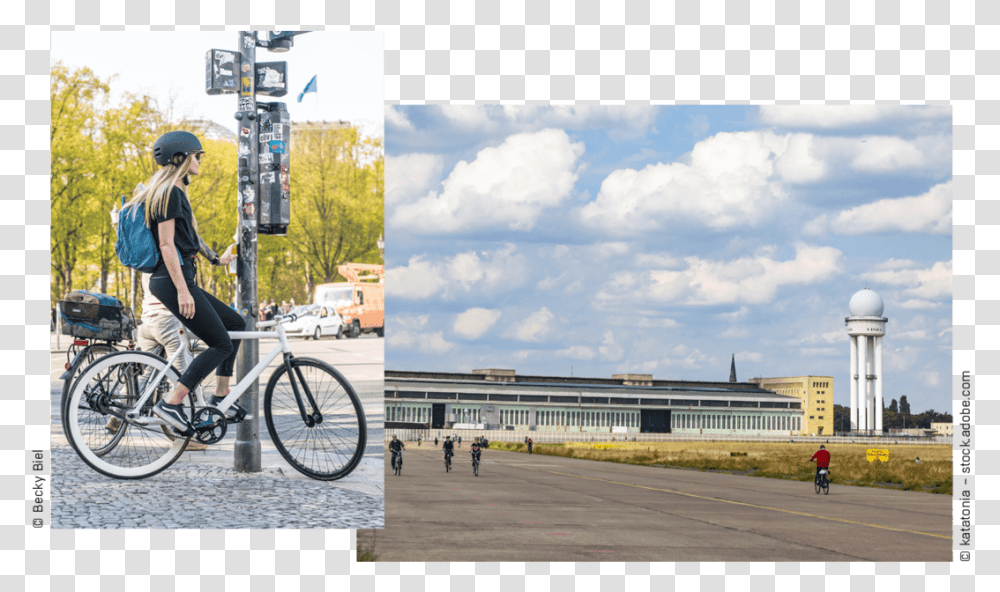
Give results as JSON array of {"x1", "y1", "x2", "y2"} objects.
[{"x1": 129, "y1": 131, "x2": 242, "y2": 435}]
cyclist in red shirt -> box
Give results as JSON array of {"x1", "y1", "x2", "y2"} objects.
[{"x1": 810, "y1": 445, "x2": 831, "y2": 480}]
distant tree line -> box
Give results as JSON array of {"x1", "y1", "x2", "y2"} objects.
[{"x1": 833, "y1": 398, "x2": 952, "y2": 433}]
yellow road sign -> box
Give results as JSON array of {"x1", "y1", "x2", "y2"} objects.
[{"x1": 866, "y1": 448, "x2": 889, "y2": 463}]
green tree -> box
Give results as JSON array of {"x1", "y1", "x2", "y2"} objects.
[
  {"x1": 51, "y1": 64, "x2": 108, "y2": 301},
  {"x1": 52, "y1": 67, "x2": 383, "y2": 312},
  {"x1": 284, "y1": 123, "x2": 384, "y2": 289},
  {"x1": 833, "y1": 404, "x2": 849, "y2": 433},
  {"x1": 888, "y1": 398, "x2": 898, "y2": 413}
]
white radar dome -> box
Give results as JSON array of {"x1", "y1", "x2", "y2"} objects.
[{"x1": 849, "y1": 289, "x2": 884, "y2": 317}]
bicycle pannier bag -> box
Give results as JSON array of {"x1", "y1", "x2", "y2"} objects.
[{"x1": 59, "y1": 291, "x2": 135, "y2": 341}]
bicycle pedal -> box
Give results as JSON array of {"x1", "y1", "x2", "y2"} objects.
[{"x1": 171, "y1": 425, "x2": 196, "y2": 438}]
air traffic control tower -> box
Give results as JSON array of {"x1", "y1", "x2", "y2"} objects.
[{"x1": 846, "y1": 288, "x2": 888, "y2": 433}]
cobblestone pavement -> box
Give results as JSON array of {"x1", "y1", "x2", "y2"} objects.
[
  {"x1": 51, "y1": 332, "x2": 385, "y2": 529},
  {"x1": 51, "y1": 448, "x2": 384, "y2": 529}
]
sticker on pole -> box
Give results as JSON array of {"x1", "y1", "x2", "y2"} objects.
[
  {"x1": 269, "y1": 140, "x2": 285, "y2": 154},
  {"x1": 241, "y1": 76, "x2": 253, "y2": 96},
  {"x1": 238, "y1": 97, "x2": 253, "y2": 111},
  {"x1": 866, "y1": 449, "x2": 889, "y2": 463}
]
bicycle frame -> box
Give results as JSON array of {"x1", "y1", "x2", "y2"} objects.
[{"x1": 127, "y1": 318, "x2": 295, "y2": 426}]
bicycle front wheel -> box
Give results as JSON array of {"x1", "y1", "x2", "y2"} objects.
[
  {"x1": 814, "y1": 477, "x2": 821, "y2": 494},
  {"x1": 64, "y1": 351, "x2": 193, "y2": 479},
  {"x1": 264, "y1": 357, "x2": 367, "y2": 481}
]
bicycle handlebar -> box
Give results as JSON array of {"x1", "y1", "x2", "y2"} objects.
[{"x1": 257, "y1": 313, "x2": 297, "y2": 328}]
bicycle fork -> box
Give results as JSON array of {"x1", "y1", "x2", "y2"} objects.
[{"x1": 284, "y1": 354, "x2": 323, "y2": 427}]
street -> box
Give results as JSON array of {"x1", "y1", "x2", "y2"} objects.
[{"x1": 50, "y1": 331, "x2": 385, "y2": 529}]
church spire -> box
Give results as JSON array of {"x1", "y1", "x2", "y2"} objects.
[{"x1": 729, "y1": 354, "x2": 737, "y2": 383}]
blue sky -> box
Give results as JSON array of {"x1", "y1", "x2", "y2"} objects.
[{"x1": 384, "y1": 105, "x2": 952, "y2": 416}]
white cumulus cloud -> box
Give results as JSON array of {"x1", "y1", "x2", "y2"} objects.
[
  {"x1": 385, "y1": 153, "x2": 443, "y2": 209},
  {"x1": 759, "y1": 105, "x2": 951, "y2": 129},
  {"x1": 506, "y1": 307, "x2": 557, "y2": 342},
  {"x1": 453, "y1": 308, "x2": 502, "y2": 340},
  {"x1": 804, "y1": 181, "x2": 952, "y2": 236},
  {"x1": 391, "y1": 129, "x2": 585, "y2": 232},
  {"x1": 387, "y1": 244, "x2": 528, "y2": 301},
  {"x1": 598, "y1": 243, "x2": 844, "y2": 306},
  {"x1": 599, "y1": 330, "x2": 624, "y2": 361},
  {"x1": 388, "y1": 315, "x2": 456, "y2": 354},
  {"x1": 555, "y1": 345, "x2": 596, "y2": 360},
  {"x1": 580, "y1": 131, "x2": 796, "y2": 231},
  {"x1": 860, "y1": 260, "x2": 952, "y2": 301},
  {"x1": 385, "y1": 106, "x2": 414, "y2": 131}
]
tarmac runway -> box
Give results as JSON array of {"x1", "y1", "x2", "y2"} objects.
[{"x1": 359, "y1": 445, "x2": 951, "y2": 562}]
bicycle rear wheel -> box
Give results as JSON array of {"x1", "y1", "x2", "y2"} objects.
[
  {"x1": 264, "y1": 357, "x2": 367, "y2": 481},
  {"x1": 60, "y1": 344, "x2": 117, "y2": 429},
  {"x1": 64, "y1": 351, "x2": 193, "y2": 479},
  {"x1": 823, "y1": 475, "x2": 830, "y2": 495}
]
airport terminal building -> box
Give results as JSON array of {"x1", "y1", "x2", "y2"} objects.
[{"x1": 385, "y1": 368, "x2": 807, "y2": 435}]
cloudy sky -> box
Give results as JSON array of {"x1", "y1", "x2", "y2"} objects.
[{"x1": 385, "y1": 105, "x2": 952, "y2": 416}]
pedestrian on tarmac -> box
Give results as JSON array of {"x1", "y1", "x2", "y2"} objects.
[
  {"x1": 528, "y1": 438, "x2": 533, "y2": 454},
  {"x1": 137, "y1": 131, "x2": 244, "y2": 435},
  {"x1": 434, "y1": 437, "x2": 438, "y2": 447}
]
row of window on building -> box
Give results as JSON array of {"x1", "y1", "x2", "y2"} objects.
[
  {"x1": 513, "y1": 409, "x2": 639, "y2": 428},
  {"x1": 387, "y1": 405, "x2": 427, "y2": 423},
  {"x1": 387, "y1": 404, "x2": 802, "y2": 433},
  {"x1": 674, "y1": 413, "x2": 800, "y2": 432}
]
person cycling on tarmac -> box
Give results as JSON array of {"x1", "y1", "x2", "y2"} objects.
[
  {"x1": 443, "y1": 435, "x2": 455, "y2": 465},
  {"x1": 470, "y1": 439, "x2": 482, "y2": 467},
  {"x1": 810, "y1": 444, "x2": 831, "y2": 481},
  {"x1": 389, "y1": 435, "x2": 404, "y2": 469}
]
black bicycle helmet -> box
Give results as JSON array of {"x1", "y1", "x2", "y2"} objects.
[{"x1": 153, "y1": 131, "x2": 203, "y2": 166}]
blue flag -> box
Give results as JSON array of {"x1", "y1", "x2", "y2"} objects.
[{"x1": 297, "y1": 75, "x2": 318, "y2": 103}]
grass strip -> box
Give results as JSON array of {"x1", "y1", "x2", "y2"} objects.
[{"x1": 489, "y1": 440, "x2": 951, "y2": 494}]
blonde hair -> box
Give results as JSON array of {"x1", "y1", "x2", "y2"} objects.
[{"x1": 124, "y1": 153, "x2": 199, "y2": 232}]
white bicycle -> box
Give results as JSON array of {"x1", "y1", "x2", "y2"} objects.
[{"x1": 63, "y1": 314, "x2": 367, "y2": 480}]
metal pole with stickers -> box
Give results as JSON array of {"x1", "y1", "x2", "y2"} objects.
[{"x1": 205, "y1": 31, "x2": 298, "y2": 473}]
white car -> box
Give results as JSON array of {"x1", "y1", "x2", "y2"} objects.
[{"x1": 282, "y1": 303, "x2": 344, "y2": 340}]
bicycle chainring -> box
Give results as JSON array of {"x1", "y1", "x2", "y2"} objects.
[{"x1": 192, "y1": 407, "x2": 228, "y2": 445}]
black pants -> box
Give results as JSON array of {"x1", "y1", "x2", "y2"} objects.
[{"x1": 149, "y1": 264, "x2": 245, "y2": 391}]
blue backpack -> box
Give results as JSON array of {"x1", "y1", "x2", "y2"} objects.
[{"x1": 114, "y1": 191, "x2": 183, "y2": 273}]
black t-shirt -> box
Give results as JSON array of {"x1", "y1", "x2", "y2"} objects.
[
  {"x1": 389, "y1": 440, "x2": 403, "y2": 452},
  {"x1": 443, "y1": 440, "x2": 454, "y2": 452},
  {"x1": 151, "y1": 186, "x2": 199, "y2": 267}
]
